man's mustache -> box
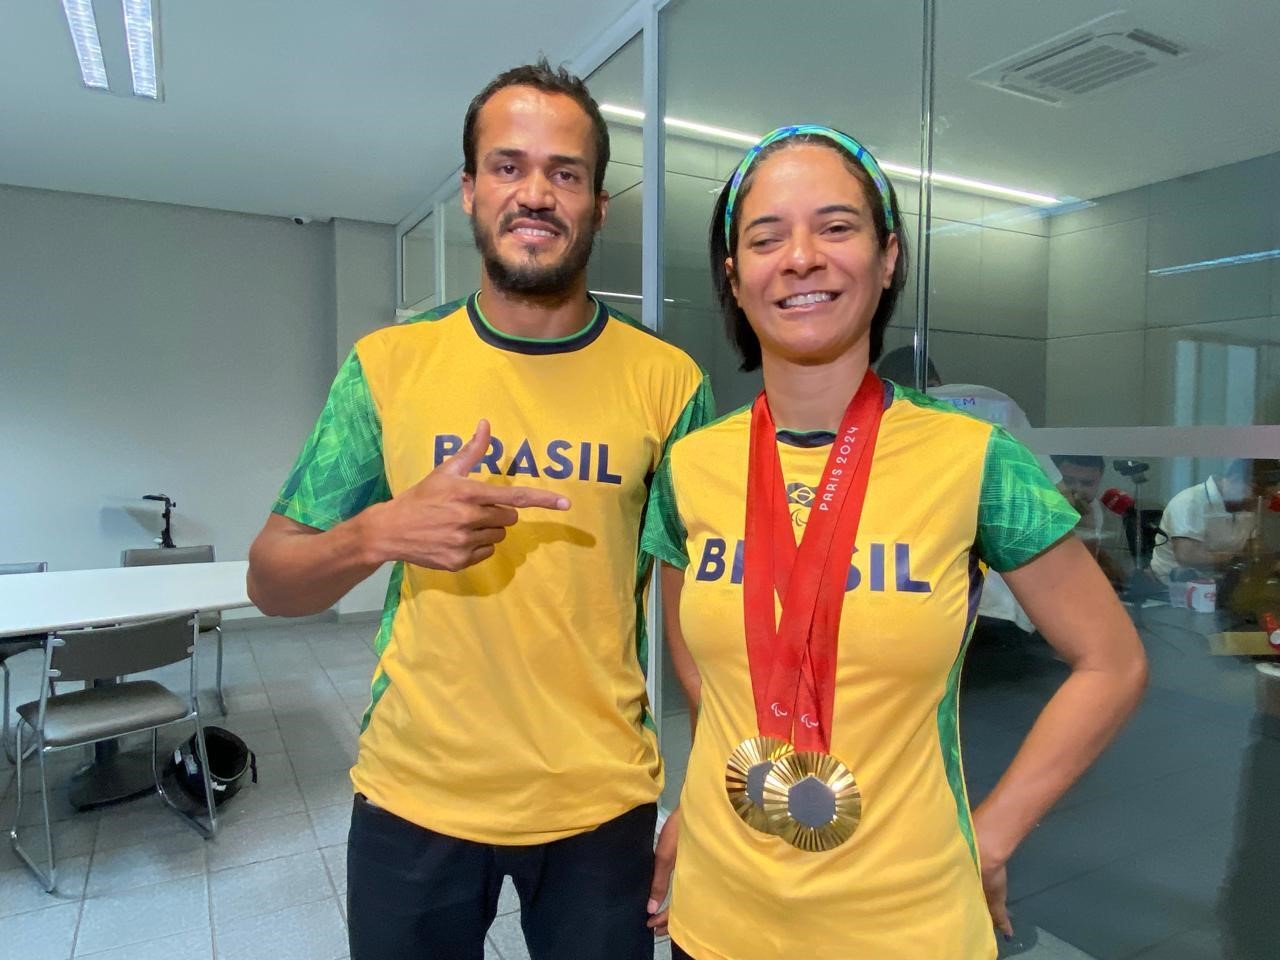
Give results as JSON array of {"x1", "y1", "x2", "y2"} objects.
[{"x1": 500, "y1": 209, "x2": 568, "y2": 235}]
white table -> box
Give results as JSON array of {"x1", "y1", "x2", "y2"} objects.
[{"x1": 0, "y1": 561, "x2": 253, "y2": 807}]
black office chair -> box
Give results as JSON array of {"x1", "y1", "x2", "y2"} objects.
[
  {"x1": 1, "y1": 562, "x2": 51, "y2": 764},
  {"x1": 121, "y1": 546, "x2": 226, "y2": 714}
]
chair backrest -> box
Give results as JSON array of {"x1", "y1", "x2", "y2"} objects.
[
  {"x1": 0, "y1": 561, "x2": 48, "y2": 576},
  {"x1": 121, "y1": 545, "x2": 215, "y2": 567},
  {"x1": 51, "y1": 613, "x2": 197, "y2": 683}
]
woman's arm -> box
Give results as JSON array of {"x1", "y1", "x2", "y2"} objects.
[
  {"x1": 648, "y1": 562, "x2": 700, "y2": 936},
  {"x1": 660, "y1": 562, "x2": 702, "y2": 730},
  {"x1": 973, "y1": 535, "x2": 1148, "y2": 932}
]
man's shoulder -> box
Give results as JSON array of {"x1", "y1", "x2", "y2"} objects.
[
  {"x1": 669, "y1": 403, "x2": 749, "y2": 461},
  {"x1": 600, "y1": 307, "x2": 701, "y2": 373},
  {"x1": 354, "y1": 297, "x2": 469, "y2": 359}
]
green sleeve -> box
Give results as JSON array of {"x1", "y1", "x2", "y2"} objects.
[
  {"x1": 976, "y1": 426, "x2": 1079, "y2": 572},
  {"x1": 641, "y1": 452, "x2": 688, "y2": 570},
  {"x1": 668, "y1": 372, "x2": 716, "y2": 446},
  {"x1": 272, "y1": 349, "x2": 390, "y2": 530},
  {"x1": 637, "y1": 372, "x2": 712, "y2": 571}
]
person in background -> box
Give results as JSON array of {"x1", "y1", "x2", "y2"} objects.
[
  {"x1": 1149, "y1": 459, "x2": 1280, "y2": 585},
  {"x1": 875, "y1": 346, "x2": 1059, "y2": 633},
  {"x1": 1052, "y1": 453, "x2": 1130, "y2": 589}
]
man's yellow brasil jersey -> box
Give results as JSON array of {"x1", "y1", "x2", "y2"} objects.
[
  {"x1": 642, "y1": 381, "x2": 1077, "y2": 960},
  {"x1": 274, "y1": 294, "x2": 712, "y2": 844}
]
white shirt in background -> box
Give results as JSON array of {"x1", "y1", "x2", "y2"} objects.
[
  {"x1": 1149, "y1": 477, "x2": 1257, "y2": 584},
  {"x1": 928, "y1": 383, "x2": 1057, "y2": 632}
]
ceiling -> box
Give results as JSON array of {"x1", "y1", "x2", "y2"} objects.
[
  {"x1": 657, "y1": 0, "x2": 1280, "y2": 203},
  {"x1": 0, "y1": 0, "x2": 636, "y2": 224},
  {"x1": 3, "y1": 1, "x2": 1278, "y2": 227}
]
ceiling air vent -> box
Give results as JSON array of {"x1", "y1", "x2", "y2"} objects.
[{"x1": 971, "y1": 12, "x2": 1195, "y2": 106}]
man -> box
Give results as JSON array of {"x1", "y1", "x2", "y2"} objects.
[
  {"x1": 1053, "y1": 453, "x2": 1129, "y2": 588},
  {"x1": 1149, "y1": 459, "x2": 1280, "y2": 585},
  {"x1": 247, "y1": 59, "x2": 711, "y2": 960}
]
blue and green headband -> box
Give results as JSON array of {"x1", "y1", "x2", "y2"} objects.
[{"x1": 722, "y1": 124, "x2": 896, "y2": 245}]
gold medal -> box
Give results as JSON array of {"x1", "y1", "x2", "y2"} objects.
[
  {"x1": 761, "y1": 750, "x2": 862, "y2": 852},
  {"x1": 725, "y1": 736, "x2": 794, "y2": 834}
]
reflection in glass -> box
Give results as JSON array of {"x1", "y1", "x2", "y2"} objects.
[{"x1": 401, "y1": 213, "x2": 435, "y2": 308}]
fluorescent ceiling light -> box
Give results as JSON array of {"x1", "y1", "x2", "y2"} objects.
[
  {"x1": 589, "y1": 289, "x2": 678, "y2": 304},
  {"x1": 61, "y1": 0, "x2": 109, "y2": 90},
  {"x1": 600, "y1": 103, "x2": 1061, "y2": 206},
  {"x1": 122, "y1": 0, "x2": 160, "y2": 99},
  {"x1": 1149, "y1": 248, "x2": 1280, "y2": 277}
]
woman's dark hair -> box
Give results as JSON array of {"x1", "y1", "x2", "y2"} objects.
[
  {"x1": 709, "y1": 134, "x2": 909, "y2": 372},
  {"x1": 463, "y1": 58, "x2": 611, "y2": 196}
]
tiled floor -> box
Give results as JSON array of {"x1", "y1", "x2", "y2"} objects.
[
  {"x1": 2, "y1": 606, "x2": 1274, "y2": 960},
  {"x1": 0, "y1": 616, "x2": 636, "y2": 960}
]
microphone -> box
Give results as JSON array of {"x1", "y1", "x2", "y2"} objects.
[{"x1": 1101, "y1": 488, "x2": 1135, "y2": 516}]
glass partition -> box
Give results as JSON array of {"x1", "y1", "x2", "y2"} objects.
[
  {"x1": 928, "y1": 3, "x2": 1280, "y2": 430},
  {"x1": 585, "y1": 35, "x2": 644, "y2": 320},
  {"x1": 440, "y1": 189, "x2": 482, "y2": 304},
  {"x1": 400, "y1": 212, "x2": 435, "y2": 308}
]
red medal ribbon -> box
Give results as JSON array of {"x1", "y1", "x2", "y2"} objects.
[{"x1": 743, "y1": 370, "x2": 885, "y2": 752}]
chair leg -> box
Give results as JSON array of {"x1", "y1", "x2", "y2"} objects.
[
  {"x1": 9, "y1": 724, "x2": 56, "y2": 892},
  {"x1": 154, "y1": 726, "x2": 217, "y2": 838},
  {"x1": 2, "y1": 661, "x2": 13, "y2": 764},
  {"x1": 214, "y1": 625, "x2": 226, "y2": 715}
]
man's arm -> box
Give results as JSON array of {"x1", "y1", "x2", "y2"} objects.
[{"x1": 248, "y1": 420, "x2": 569, "y2": 617}]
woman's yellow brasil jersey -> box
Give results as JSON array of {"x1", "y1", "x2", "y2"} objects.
[
  {"x1": 642, "y1": 381, "x2": 1077, "y2": 960},
  {"x1": 274, "y1": 294, "x2": 712, "y2": 844}
]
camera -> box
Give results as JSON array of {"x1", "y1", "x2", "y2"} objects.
[
  {"x1": 1113, "y1": 459, "x2": 1150, "y2": 479},
  {"x1": 291, "y1": 216, "x2": 313, "y2": 225}
]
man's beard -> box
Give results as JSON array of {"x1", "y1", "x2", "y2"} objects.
[{"x1": 472, "y1": 209, "x2": 596, "y2": 298}]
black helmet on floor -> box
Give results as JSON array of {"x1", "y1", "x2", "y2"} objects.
[{"x1": 171, "y1": 725, "x2": 258, "y2": 807}]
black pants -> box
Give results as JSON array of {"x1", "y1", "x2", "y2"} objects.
[
  {"x1": 347, "y1": 794, "x2": 657, "y2": 960},
  {"x1": 671, "y1": 942, "x2": 696, "y2": 959}
]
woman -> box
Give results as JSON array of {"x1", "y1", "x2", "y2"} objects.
[{"x1": 641, "y1": 125, "x2": 1147, "y2": 959}]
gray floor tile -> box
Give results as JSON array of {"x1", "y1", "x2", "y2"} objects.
[
  {"x1": 75, "y1": 874, "x2": 209, "y2": 956},
  {"x1": 488, "y1": 912, "x2": 530, "y2": 960},
  {"x1": 484, "y1": 935, "x2": 504, "y2": 960},
  {"x1": 0, "y1": 813, "x2": 100, "y2": 871},
  {"x1": 213, "y1": 896, "x2": 348, "y2": 960},
  {"x1": 308, "y1": 802, "x2": 352, "y2": 848},
  {"x1": 298, "y1": 773, "x2": 356, "y2": 812},
  {"x1": 497, "y1": 875, "x2": 519, "y2": 916},
  {"x1": 0, "y1": 900, "x2": 79, "y2": 960},
  {"x1": 1127, "y1": 924, "x2": 1223, "y2": 959},
  {"x1": 654, "y1": 938, "x2": 672, "y2": 960},
  {"x1": 320, "y1": 843, "x2": 347, "y2": 897},
  {"x1": 1020, "y1": 928, "x2": 1098, "y2": 959},
  {"x1": 77, "y1": 931, "x2": 214, "y2": 959},
  {"x1": 214, "y1": 758, "x2": 306, "y2": 828},
  {"x1": 84, "y1": 831, "x2": 207, "y2": 897},
  {"x1": 1012, "y1": 820, "x2": 1234, "y2": 959},
  {"x1": 1010, "y1": 753, "x2": 1241, "y2": 900},
  {"x1": 93, "y1": 800, "x2": 191, "y2": 854},
  {"x1": 205, "y1": 811, "x2": 318, "y2": 872},
  {"x1": 286, "y1": 745, "x2": 358, "y2": 781},
  {"x1": 210, "y1": 849, "x2": 333, "y2": 925},
  {"x1": 0, "y1": 855, "x2": 89, "y2": 916}
]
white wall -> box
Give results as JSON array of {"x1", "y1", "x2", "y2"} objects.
[{"x1": 1, "y1": 185, "x2": 396, "y2": 615}]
